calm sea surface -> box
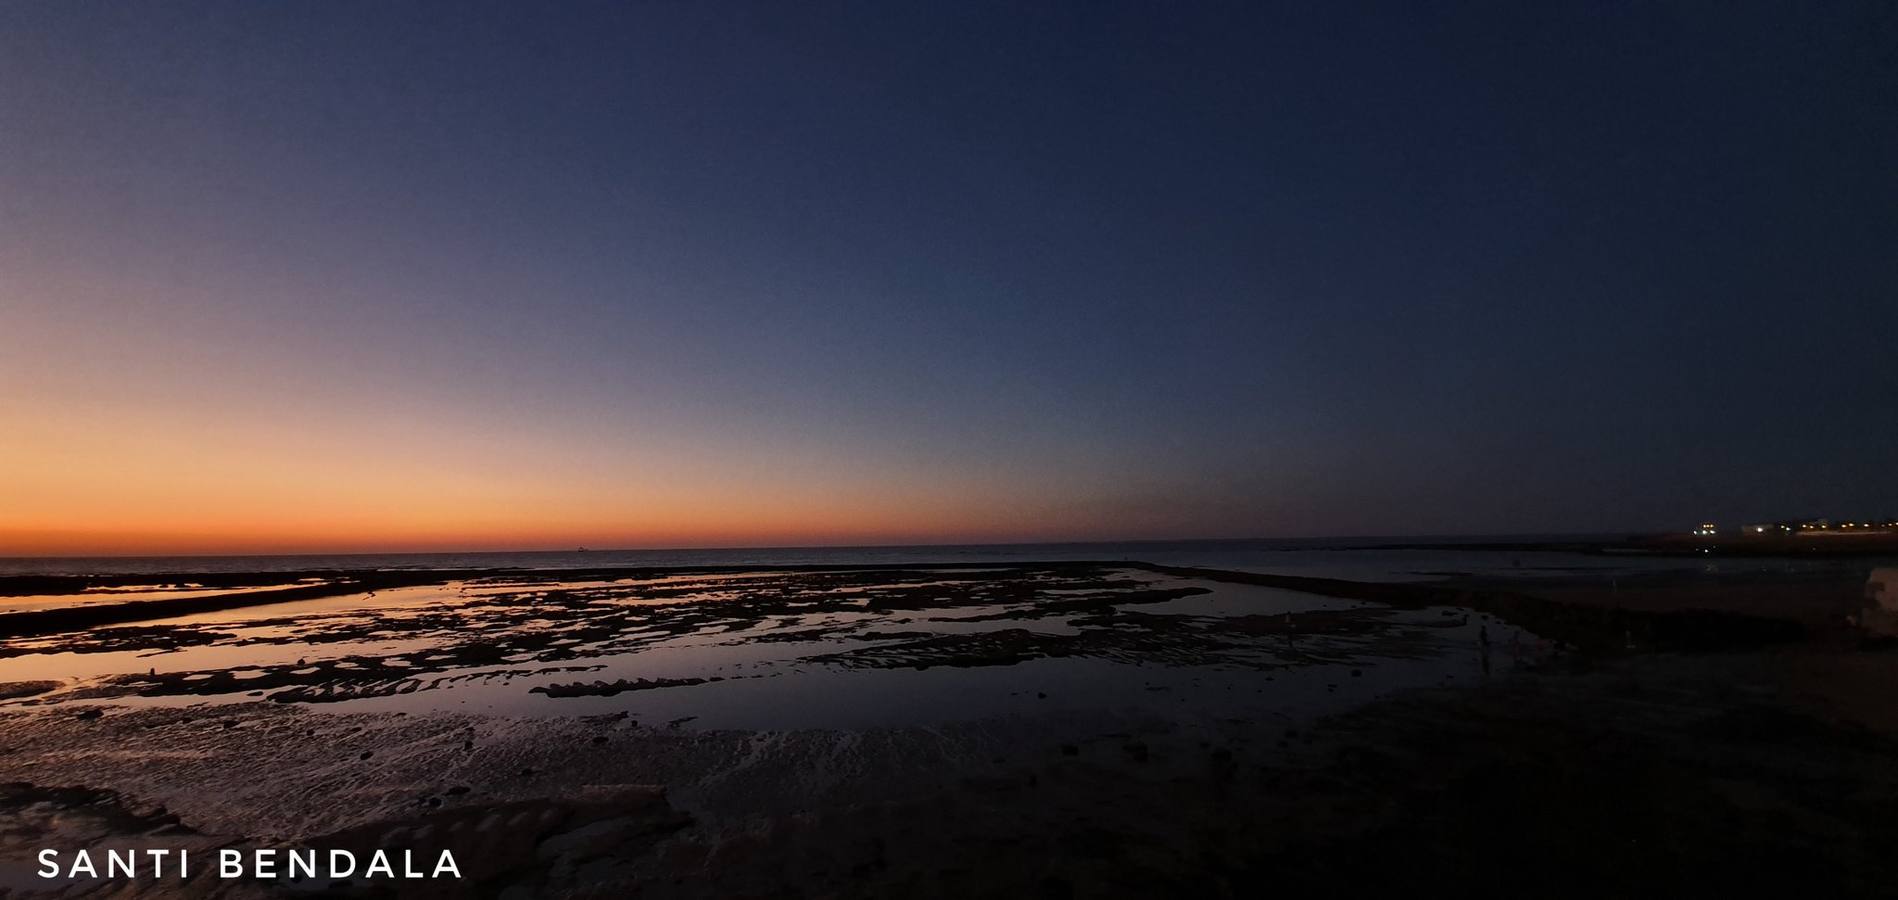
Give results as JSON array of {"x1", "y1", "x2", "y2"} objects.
[{"x1": 1, "y1": 537, "x2": 1879, "y2": 582}]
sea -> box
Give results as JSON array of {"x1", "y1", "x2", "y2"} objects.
[{"x1": 2, "y1": 536, "x2": 1882, "y2": 583}]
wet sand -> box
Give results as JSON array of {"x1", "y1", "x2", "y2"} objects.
[{"x1": 1, "y1": 562, "x2": 1893, "y2": 896}]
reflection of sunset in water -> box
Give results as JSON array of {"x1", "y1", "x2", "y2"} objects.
[
  {"x1": 0, "y1": 567, "x2": 1528, "y2": 729},
  {"x1": 0, "y1": 582, "x2": 334, "y2": 614}
]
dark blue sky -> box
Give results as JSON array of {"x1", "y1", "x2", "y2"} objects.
[{"x1": 4, "y1": 1, "x2": 1896, "y2": 551}]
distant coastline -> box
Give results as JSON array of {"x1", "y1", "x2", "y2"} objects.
[{"x1": 1357, "y1": 532, "x2": 1898, "y2": 558}]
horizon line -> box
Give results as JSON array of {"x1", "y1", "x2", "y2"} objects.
[{"x1": 0, "y1": 530, "x2": 1648, "y2": 562}]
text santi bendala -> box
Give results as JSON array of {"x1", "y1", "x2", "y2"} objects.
[{"x1": 37, "y1": 848, "x2": 462, "y2": 880}]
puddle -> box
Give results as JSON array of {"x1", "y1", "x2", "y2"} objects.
[{"x1": 0, "y1": 582, "x2": 331, "y2": 614}]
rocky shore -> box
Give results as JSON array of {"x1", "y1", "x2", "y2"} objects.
[{"x1": 1, "y1": 563, "x2": 1893, "y2": 897}]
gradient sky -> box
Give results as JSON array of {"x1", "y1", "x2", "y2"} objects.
[{"x1": 4, "y1": 1, "x2": 1896, "y2": 555}]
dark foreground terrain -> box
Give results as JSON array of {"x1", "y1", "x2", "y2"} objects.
[{"x1": 1, "y1": 562, "x2": 1894, "y2": 898}]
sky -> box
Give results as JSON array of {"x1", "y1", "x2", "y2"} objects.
[{"x1": 3, "y1": 1, "x2": 1896, "y2": 555}]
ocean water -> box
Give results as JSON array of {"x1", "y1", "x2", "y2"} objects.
[{"x1": 0, "y1": 536, "x2": 1873, "y2": 582}]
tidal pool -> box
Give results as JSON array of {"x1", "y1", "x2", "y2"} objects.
[{"x1": 0, "y1": 565, "x2": 1539, "y2": 729}]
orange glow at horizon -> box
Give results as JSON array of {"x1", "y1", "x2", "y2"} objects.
[
  {"x1": 1, "y1": 470, "x2": 1090, "y2": 558},
  {"x1": 1, "y1": 265, "x2": 1180, "y2": 559},
  {"x1": 1, "y1": 392, "x2": 1114, "y2": 558}
]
